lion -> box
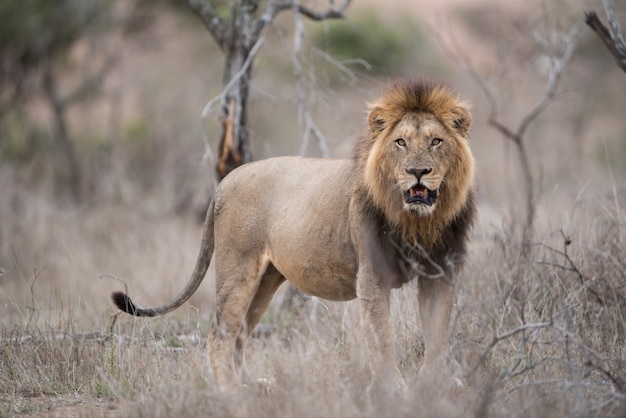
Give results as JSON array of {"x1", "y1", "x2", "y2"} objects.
[{"x1": 112, "y1": 78, "x2": 476, "y2": 393}]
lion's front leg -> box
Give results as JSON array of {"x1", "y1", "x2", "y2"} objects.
[
  {"x1": 357, "y1": 276, "x2": 406, "y2": 395},
  {"x1": 417, "y1": 275, "x2": 459, "y2": 383}
]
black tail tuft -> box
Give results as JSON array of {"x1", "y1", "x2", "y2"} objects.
[{"x1": 112, "y1": 291, "x2": 140, "y2": 316}]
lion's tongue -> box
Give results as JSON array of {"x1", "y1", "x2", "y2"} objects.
[{"x1": 410, "y1": 187, "x2": 428, "y2": 198}]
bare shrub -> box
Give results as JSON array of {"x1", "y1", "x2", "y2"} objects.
[{"x1": 453, "y1": 193, "x2": 626, "y2": 417}]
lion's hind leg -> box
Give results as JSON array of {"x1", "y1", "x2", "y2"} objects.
[
  {"x1": 208, "y1": 255, "x2": 271, "y2": 389},
  {"x1": 234, "y1": 263, "x2": 286, "y2": 379}
]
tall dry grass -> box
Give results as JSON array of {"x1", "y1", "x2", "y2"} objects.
[{"x1": 1, "y1": 178, "x2": 625, "y2": 417}]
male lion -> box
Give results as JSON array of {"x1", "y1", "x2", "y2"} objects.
[{"x1": 112, "y1": 79, "x2": 476, "y2": 392}]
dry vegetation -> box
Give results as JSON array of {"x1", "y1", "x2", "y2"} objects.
[{"x1": 2, "y1": 1, "x2": 626, "y2": 417}]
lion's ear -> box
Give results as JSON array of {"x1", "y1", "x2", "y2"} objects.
[
  {"x1": 368, "y1": 107, "x2": 386, "y2": 133},
  {"x1": 451, "y1": 105, "x2": 472, "y2": 136}
]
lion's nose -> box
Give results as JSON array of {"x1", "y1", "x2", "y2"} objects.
[{"x1": 406, "y1": 168, "x2": 432, "y2": 180}]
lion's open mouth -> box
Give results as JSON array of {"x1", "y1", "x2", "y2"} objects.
[{"x1": 404, "y1": 184, "x2": 437, "y2": 206}]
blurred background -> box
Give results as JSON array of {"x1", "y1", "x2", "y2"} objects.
[{"x1": 1, "y1": 0, "x2": 624, "y2": 320}]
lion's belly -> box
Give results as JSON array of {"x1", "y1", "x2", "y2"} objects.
[
  {"x1": 271, "y1": 258, "x2": 358, "y2": 301},
  {"x1": 267, "y1": 212, "x2": 359, "y2": 301}
]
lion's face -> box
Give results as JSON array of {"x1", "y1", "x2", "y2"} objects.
[
  {"x1": 364, "y1": 110, "x2": 473, "y2": 221},
  {"x1": 358, "y1": 80, "x2": 475, "y2": 241},
  {"x1": 385, "y1": 112, "x2": 453, "y2": 217}
]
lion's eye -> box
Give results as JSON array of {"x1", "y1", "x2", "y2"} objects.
[
  {"x1": 395, "y1": 138, "x2": 407, "y2": 147},
  {"x1": 431, "y1": 138, "x2": 443, "y2": 147}
]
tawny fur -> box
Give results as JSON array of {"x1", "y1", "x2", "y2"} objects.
[{"x1": 111, "y1": 78, "x2": 477, "y2": 392}]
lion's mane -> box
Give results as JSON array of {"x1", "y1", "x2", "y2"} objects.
[{"x1": 354, "y1": 79, "x2": 476, "y2": 254}]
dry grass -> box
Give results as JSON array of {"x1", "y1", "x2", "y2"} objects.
[{"x1": 1, "y1": 182, "x2": 625, "y2": 417}]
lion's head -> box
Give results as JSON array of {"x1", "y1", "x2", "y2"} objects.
[{"x1": 355, "y1": 79, "x2": 475, "y2": 245}]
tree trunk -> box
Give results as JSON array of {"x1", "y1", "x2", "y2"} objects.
[
  {"x1": 217, "y1": 45, "x2": 253, "y2": 180},
  {"x1": 188, "y1": 0, "x2": 351, "y2": 180},
  {"x1": 42, "y1": 62, "x2": 82, "y2": 201},
  {"x1": 215, "y1": 0, "x2": 257, "y2": 180}
]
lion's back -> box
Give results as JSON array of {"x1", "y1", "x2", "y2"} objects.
[
  {"x1": 213, "y1": 157, "x2": 359, "y2": 300},
  {"x1": 218, "y1": 156, "x2": 350, "y2": 207}
]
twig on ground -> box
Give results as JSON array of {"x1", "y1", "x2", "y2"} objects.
[
  {"x1": 26, "y1": 267, "x2": 45, "y2": 329},
  {"x1": 100, "y1": 274, "x2": 130, "y2": 337},
  {"x1": 538, "y1": 229, "x2": 604, "y2": 305}
]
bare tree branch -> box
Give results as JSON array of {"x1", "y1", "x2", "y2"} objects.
[
  {"x1": 187, "y1": 0, "x2": 227, "y2": 50},
  {"x1": 292, "y1": 2, "x2": 330, "y2": 157},
  {"x1": 585, "y1": 0, "x2": 626, "y2": 73},
  {"x1": 255, "y1": 0, "x2": 351, "y2": 40},
  {"x1": 517, "y1": 25, "x2": 579, "y2": 139},
  {"x1": 468, "y1": 319, "x2": 553, "y2": 379},
  {"x1": 311, "y1": 48, "x2": 367, "y2": 83},
  {"x1": 538, "y1": 229, "x2": 605, "y2": 306},
  {"x1": 445, "y1": 23, "x2": 579, "y2": 242},
  {"x1": 469, "y1": 25, "x2": 579, "y2": 147},
  {"x1": 604, "y1": 0, "x2": 626, "y2": 51},
  {"x1": 200, "y1": 24, "x2": 268, "y2": 120},
  {"x1": 189, "y1": 0, "x2": 352, "y2": 181}
]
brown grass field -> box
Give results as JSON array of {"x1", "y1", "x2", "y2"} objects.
[{"x1": 1, "y1": 1, "x2": 626, "y2": 416}]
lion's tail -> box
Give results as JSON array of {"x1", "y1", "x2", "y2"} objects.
[{"x1": 111, "y1": 199, "x2": 216, "y2": 317}]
